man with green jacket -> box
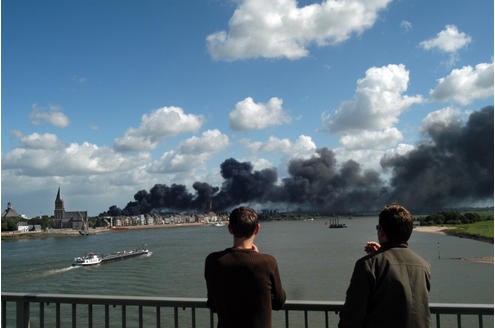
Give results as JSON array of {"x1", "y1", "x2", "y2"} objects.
[{"x1": 339, "y1": 204, "x2": 431, "y2": 328}]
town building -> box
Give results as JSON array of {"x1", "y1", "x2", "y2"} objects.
[
  {"x1": 2, "y1": 201, "x2": 21, "y2": 219},
  {"x1": 1, "y1": 202, "x2": 40, "y2": 232},
  {"x1": 53, "y1": 187, "x2": 88, "y2": 230}
]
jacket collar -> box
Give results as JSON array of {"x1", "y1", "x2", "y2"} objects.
[{"x1": 380, "y1": 241, "x2": 408, "y2": 250}]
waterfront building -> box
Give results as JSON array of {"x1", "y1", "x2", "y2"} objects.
[
  {"x1": 52, "y1": 187, "x2": 88, "y2": 230},
  {"x1": 16, "y1": 221, "x2": 29, "y2": 232},
  {"x1": 2, "y1": 201, "x2": 21, "y2": 219}
]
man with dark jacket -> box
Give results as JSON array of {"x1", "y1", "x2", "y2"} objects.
[
  {"x1": 339, "y1": 204, "x2": 431, "y2": 328},
  {"x1": 205, "y1": 207, "x2": 286, "y2": 328}
]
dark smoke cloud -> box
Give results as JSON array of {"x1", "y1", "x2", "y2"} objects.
[
  {"x1": 280, "y1": 149, "x2": 385, "y2": 212},
  {"x1": 106, "y1": 106, "x2": 493, "y2": 216},
  {"x1": 192, "y1": 182, "x2": 219, "y2": 210},
  {"x1": 211, "y1": 158, "x2": 279, "y2": 210},
  {"x1": 381, "y1": 106, "x2": 493, "y2": 210}
]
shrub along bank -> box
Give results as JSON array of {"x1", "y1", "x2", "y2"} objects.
[{"x1": 417, "y1": 210, "x2": 493, "y2": 243}]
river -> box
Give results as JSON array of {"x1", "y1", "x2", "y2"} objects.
[{"x1": 2, "y1": 217, "x2": 493, "y2": 325}]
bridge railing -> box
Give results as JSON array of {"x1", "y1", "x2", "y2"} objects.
[{"x1": 2, "y1": 292, "x2": 493, "y2": 328}]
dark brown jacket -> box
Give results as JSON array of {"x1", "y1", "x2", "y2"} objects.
[
  {"x1": 205, "y1": 248, "x2": 286, "y2": 328},
  {"x1": 339, "y1": 243, "x2": 431, "y2": 328}
]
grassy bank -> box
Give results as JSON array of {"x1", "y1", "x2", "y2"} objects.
[{"x1": 447, "y1": 220, "x2": 493, "y2": 243}]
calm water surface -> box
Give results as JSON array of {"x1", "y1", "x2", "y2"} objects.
[{"x1": 2, "y1": 217, "x2": 493, "y2": 304}]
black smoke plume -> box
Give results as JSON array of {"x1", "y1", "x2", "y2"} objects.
[
  {"x1": 381, "y1": 106, "x2": 493, "y2": 210},
  {"x1": 280, "y1": 148, "x2": 386, "y2": 213},
  {"x1": 211, "y1": 158, "x2": 279, "y2": 210},
  {"x1": 104, "y1": 106, "x2": 493, "y2": 216}
]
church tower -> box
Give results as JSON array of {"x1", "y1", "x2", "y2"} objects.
[{"x1": 54, "y1": 187, "x2": 65, "y2": 222}]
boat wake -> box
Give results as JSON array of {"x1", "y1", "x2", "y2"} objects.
[{"x1": 38, "y1": 266, "x2": 79, "y2": 279}]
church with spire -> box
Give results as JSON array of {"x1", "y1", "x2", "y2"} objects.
[{"x1": 53, "y1": 187, "x2": 88, "y2": 230}]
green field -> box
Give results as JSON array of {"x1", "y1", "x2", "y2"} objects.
[{"x1": 449, "y1": 220, "x2": 493, "y2": 241}]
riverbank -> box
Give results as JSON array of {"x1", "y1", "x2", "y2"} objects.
[
  {"x1": 414, "y1": 226, "x2": 455, "y2": 235},
  {"x1": 414, "y1": 224, "x2": 493, "y2": 244},
  {"x1": 109, "y1": 222, "x2": 207, "y2": 231},
  {"x1": 1, "y1": 227, "x2": 109, "y2": 240},
  {"x1": 414, "y1": 225, "x2": 493, "y2": 264},
  {"x1": 1, "y1": 223, "x2": 210, "y2": 241}
]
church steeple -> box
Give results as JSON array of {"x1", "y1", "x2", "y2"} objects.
[
  {"x1": 56, "y1": 187, "x2": 62, "y2": 203},
  {"x1": 54, "y1": 187, "x2": 65, "y2": 222}
]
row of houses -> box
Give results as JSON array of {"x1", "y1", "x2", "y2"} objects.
[{"x1": 105, "y1": 212, "x2": 225, "y2": 227}]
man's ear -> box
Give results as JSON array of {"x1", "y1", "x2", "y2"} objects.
[
  {"x1": 378, "y1": 226, "x2": 388, "y2": 243},
  {"x1": 254, "y1": 224, "x2": 260, "y2": 235}
]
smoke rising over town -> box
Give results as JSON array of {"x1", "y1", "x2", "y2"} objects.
[
  {"x1": 382, "y1": 105, "x2": 493, "y2": 209},
  {"x1": 106, "y1": 106, "x2": 493, "y2": 216}
]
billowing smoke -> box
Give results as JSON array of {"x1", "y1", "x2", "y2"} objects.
[
  {"x1": 381, "y1": 106, "x2": 493, "y2": 210},
  {"x1": 211, "y1": 158, "x2": 279, "y2": 210},
  {"x1": 280, "y1": 149, "x2": 386, "y2": 213},
  {"x1": 106, "y1": 106, "x2": 493, "y2": 216},
  {"x1": 192, "y1": 182, "x2": 219, "y2": 210}
]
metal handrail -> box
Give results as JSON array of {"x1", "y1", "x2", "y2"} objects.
[{"x1": 2, "y1": 292, "x2": 493, "y2": 328}]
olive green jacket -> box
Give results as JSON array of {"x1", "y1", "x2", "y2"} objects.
[{"x1": 339, "y1": 243, "x2": 431, "y2": 328}]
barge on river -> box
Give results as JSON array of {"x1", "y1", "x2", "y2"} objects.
[
  {"x1": 328, "y1": 217, "x2": 348, "y2": 228},
  {"x1": 72, "y1": 248, "x2": 151, "y2": 266}
]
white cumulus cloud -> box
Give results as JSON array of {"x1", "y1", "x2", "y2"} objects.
[
  {"x1": 18, "y1": 132, "x2": 62, "y2": 150},
  {"x1": 149, "y1": 151, "x2": 199, "y2": 173},
  {"x1": 149, "y1": 130, "x2": 230, "y2": 174},
  {"x1": 429, "y1": 62, "x2": 494, "y2": 105},
  {"x1": 244, "y1": 135, "x2": 316, "y2": 159},
  {"x1": 245, "y1": 137, "x2": 291, "y2": 153},
  {"x1": 179, "y1": 129, "x2": 230, "y2": 154},
  {"x1": 29, "y1": 104, "x2": 70, "y2": 128},
  {"x1": 324, "y1": 64, "x2": 423, "y2": 170},
  {"x1": 421, "y1": 107, "x2": 464, "y2": 134},
  {"x1": 3, "y1": 141, "x2": 150, "y2": 177},
  {"x1": 340, "y1": 128, "x2": 403, "y2": 150},
  {"x1": 420, "y1": 25, "x2": 471, "y2": 53},
  {"x1": 322, "y1": 64, "x2": 423, "y2": 132},
  {"x1": 229, "y1": 97, "x2": 291, "y2": 131},
  {"x1": 114, "y1": 106, "x2": 204, "y2": 152},
  {"x1": 207, "y1": 0, "x2": 392, "y2": 61}
]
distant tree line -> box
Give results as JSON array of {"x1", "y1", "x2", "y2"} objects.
[
  {"x1": 1, "y1": 215, "x2": 51, "y2": 232},
  {"x1": 1, "y1": 217, "x2": 24, "y2": 231},
  {"x1": 417, "y1": 211, "x2": 493, "y2": 226}
]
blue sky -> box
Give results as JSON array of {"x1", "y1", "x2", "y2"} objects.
[{"x1": 2, "y1": 0, "x2": 493, "y2": 217}]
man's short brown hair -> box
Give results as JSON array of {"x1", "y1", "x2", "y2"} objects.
[
  {"x1": 229, "y1": 207, "x2": 259, "y2": 238},
  {"x1": 378, "y1": 204, "x2": 413, "y2": 243}
]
